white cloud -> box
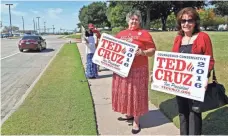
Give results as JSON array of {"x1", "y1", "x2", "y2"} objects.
[
  {"x1": 47, "y1": 8, "x2": 63, "y2": 19},
  {"x1": 72, "y1": 12, "x2": 79, "y2": 19},
  {"x1": 1, "y1": 3, "x2": 27, "y2": 16},
  {"x1": 72, "y1": 12, "x2": 78, "y2": 16},
  {"x1": 30, "y1": 9, "x2": 39, "y2": 14},
  {"x1": 11, "y1": 10, "x2": 27, "y2": 16}
]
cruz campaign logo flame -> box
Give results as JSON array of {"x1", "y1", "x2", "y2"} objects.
[
  {"x1": 187, "y1": 63, "x2": 194, "y2": 72},
  {"x1": 121, "y1": 47, "x2": 126, "y2": 54}
]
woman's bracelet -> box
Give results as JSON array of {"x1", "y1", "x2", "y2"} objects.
[{"x1": 142, "y1": 50, "x2": 146, "y2": 56}]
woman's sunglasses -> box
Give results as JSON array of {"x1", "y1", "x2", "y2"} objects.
[{"x1": 181, "y1": 19, "x2": 194, "y2": 24}]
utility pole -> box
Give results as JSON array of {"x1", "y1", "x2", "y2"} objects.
[
  {"x1": 33, "y1": 18, "x2": 35, "y2": 32},
  {"x1": 5, "y1": 4, "x2": 13, "y2": 36},
  {"x1": 22, "y1": 16, "x2": 24, "y2": 33},
  {"x1": 35, "y1": 21, "x2": 37, "y2": 32},
  {"x1": 36, "y1": 16, "x2": 40, "y2": 34},
  {"x1": 44, "y1": 21, "x2": 46, "y2": 34},
  {"x1": 52, "y1": 25, "x2": 55, "y2": 34}
]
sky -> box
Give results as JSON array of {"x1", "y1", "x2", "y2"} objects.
[{"x1": 1, "y1": 1, "x2": 97, "y2": 32}]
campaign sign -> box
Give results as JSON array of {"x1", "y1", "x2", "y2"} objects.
[
  {"x1": 92, "y1": 33, "x2": 138, "y2": 77},
  {"x1": 151, "y1": 51, "x2": 210, "y2": 102}
]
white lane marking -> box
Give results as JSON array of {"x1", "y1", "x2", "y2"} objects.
[{"x1": 1, "y1": 52, "x2": 20, "y2": 60}]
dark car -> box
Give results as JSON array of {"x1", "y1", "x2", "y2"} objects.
[
  {"x1": 18, "y1": 35, "x2": 46, "y2": 52},
  {"x1": 1, "y1": 33, "x2": 10, "y2": 38}
]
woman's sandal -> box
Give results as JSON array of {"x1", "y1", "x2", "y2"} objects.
[
  {"x1": 131, "y1": 124, "x2": 141, "y2": 134},
  {"x1": 117, "y1": 115, "x2": 134, "y2": 121}
]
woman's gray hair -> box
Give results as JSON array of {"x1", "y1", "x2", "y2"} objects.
[{"x1": 126, "y1": 10, "x2": 142, "y2": 25}]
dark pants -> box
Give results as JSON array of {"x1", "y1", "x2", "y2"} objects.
[{"x1": 176, "y1": 96, "x2": 202, "y2": 135}]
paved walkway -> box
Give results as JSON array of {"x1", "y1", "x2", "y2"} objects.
[{"x1": 77, "y1": 42, "x2": 179, "y2": 135}]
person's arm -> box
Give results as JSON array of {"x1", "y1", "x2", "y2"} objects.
[
  {"x1": 136, "y1": 31, "x2": 156, "y2": 57},
  {"x1": 202, "y1": 33, "x2": 215, "y2": 71},
  {"x1": 142, "y1": 48, "x2": 155, "y2": 57},
  {"x1": 94, "y1": 35, "x2": 97, "y2": 45}
]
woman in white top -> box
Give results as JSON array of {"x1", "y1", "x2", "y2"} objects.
[{"x1": 84, "y1": 30, "x2": 98, "y2": 78}]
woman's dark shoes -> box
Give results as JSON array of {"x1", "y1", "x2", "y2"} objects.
[
  {"x1": 117, "y1": 116, "x2": 134, "y2": 121},
  {"x1": 131, "y1": 124, "x2": 141, "y2": 134},
  {"x1": 88, "y1": 77, "x2": 96, "y2": 79}
]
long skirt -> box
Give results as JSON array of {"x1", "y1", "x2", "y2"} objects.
[
  {"x1": 112, "y1": 65, "x2": 149, "y2": 117},
  {"x1": 86, "y1": 53, "x2": 98, "y2": 78}
]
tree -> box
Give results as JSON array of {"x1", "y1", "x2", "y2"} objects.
[
  {"x1": 79, "y1": 2, "x2": 110, "y2": 28},
  {"x1": 214, "y1": 16, "x2": 226, "y2": 27},
  {"x1": 150, "y1": 19, "x2": 162, "y2": 30},
  {"x1": 106, "y1": 1, "x2": 132, "y2": 28},
  {"x1": 105, "y1": 1, "x2": 205, "y2": 31},
  {"x1": 166, "y1": 12, "x2": 176, "y2": 31},
  {"x1": 2, "y1": 26, "x2": 19, "y2": 33},
  {"x1": 198, "y1": 8, "x2": 216, "y2": 30},
  {"x1": 132, "y1": 1, "x2": 205, "y2": 30},
  {"x1": 172, "y1": 1, "x2": 206, "y2": 15},
  {"x1": 79, "y1": 5, "x2": 89, "y2": 28},
  {"x1": 211, "y1": 1, "x2": 228, "y2": 16},
  {"x1": 87, "y1": 2, "x2": 110, "y2": 28},
  {"x1": 126, "y1": 1, "x2": 165, "y2": 29}
]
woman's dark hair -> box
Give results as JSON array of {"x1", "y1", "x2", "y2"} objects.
[
  {"x1": 85, "y1": 30, "x2": 94, "y2": 37},
  {"x1": 89, "y1": 29, "x2": 94, "y2": 36},
  {"x1": 85, "y1": 30, "x2": 89, "y2": 37},
  {"x1": 176, "y1": 7, "x2": 201, "y2": 36}
]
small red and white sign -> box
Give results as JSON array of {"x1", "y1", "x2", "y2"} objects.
[
  {"x1": 92, "y1": 33, "x2": 138, "y2": 77},
  {"x1": 151, "y1": 51, "x2": 210, "y2": 102}
]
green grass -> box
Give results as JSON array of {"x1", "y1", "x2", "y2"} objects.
[
  {"x1": 1, "y1": 43, "x2": 97, "y2": 135},
  {"x1": 57, "y1": 35, "x2": 65, "y2": 39},
  {"x1": 149, "y1": 31, "x2": 228, "y2": 135},
  {"x1": 66, "y1": 34, "x2": 81, "y2": 39}
]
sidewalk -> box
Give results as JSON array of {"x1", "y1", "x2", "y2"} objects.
[{"x1": 77, "y1": 42, "x2": 179, "y2": 135}]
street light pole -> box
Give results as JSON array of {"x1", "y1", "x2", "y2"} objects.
[
  {"x1": 36, "y1": 17, "x2": 40, "y2": 34},
  {"x1": 52, "y1": 25, "x2": 55, "y2": 34},
  {"x1": 35, "y1": 22, "x2": 37, "y2": 32},
  {"x1": 33, "y1": 18, "x2": 35, "y2": 32},
  {"x1": 5, "y1": 4, "x2": 13, "y2": 36},
  {"x1": 44, "y1": 21, "x2": 46, "y2": 34},
  {"x1": 22, "y1": 16, "x2": 24, "y2": 33}
]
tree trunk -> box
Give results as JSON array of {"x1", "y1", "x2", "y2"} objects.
[
  {"x1": 204, "y1": 26, "x2": 207, "y2": 30},
  {"x1": 145, "y1": 8, "x2": 151, "y2": 30},
  {"x1": 161, "y1": 15, "x2": 168, "y2": 31}
]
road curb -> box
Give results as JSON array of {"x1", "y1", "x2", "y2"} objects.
[{"x1": 1, "y1": 42, "x2": 66, "y2": 126}]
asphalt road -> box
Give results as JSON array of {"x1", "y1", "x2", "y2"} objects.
[{"x1": 1, "y1": 35, "x2": 67, "y2": 122}]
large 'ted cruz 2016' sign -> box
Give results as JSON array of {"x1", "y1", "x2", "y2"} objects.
[
  {"x1": 92, "y1": 33, "x2": 138, "y2": 77},
  {"x1": 151, "y1": 51, "x2": 210, "y2": 102}
]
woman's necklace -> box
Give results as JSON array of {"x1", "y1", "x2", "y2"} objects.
[{"x1": 187, "y1": 36, "x2": 192, "y2": 44}]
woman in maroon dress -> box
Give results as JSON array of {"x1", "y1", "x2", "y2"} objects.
[{"x1": 112, "y1": 10, "x2": 156, "y2": 134}]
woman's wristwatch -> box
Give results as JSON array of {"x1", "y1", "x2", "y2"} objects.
[{"x1": 142, "y1": 50, "x2": 146, "y2": 56}]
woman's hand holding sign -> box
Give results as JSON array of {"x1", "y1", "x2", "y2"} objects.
[
  {"x1": 136, "y1": 48, "x2": 145, "y2": 56},
  {"x1": 136, "y1": 48, "x2": 155, "y2": 57}
]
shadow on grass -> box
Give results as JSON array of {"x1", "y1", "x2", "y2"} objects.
[
  {"x1": 203, "y1": 106, "x2": 228, "y2": 135},
  {"x1": 159, "y1": 98, "x2": 179, "y2": 121},
  {"x1": 159, "y1": 98, "x2": 228, "y2": 135}
]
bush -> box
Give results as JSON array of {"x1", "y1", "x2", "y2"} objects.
[
  {"x1": 111, "y1": 27, "x2": 125, "y2": 35},
  {"x1": 100, "y1": 30, "x2": 112, "y2": 35}
]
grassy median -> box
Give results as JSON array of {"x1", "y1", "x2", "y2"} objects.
[
  {"x1": 66, "y1": 34, "x2": 81, "y2": 39},
  {"x1": 1, "y1": 43, "x2": 97, "y2": 135},
  {"x1": 149, "y1": 31, "x2": 228, "y2": 135}
]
